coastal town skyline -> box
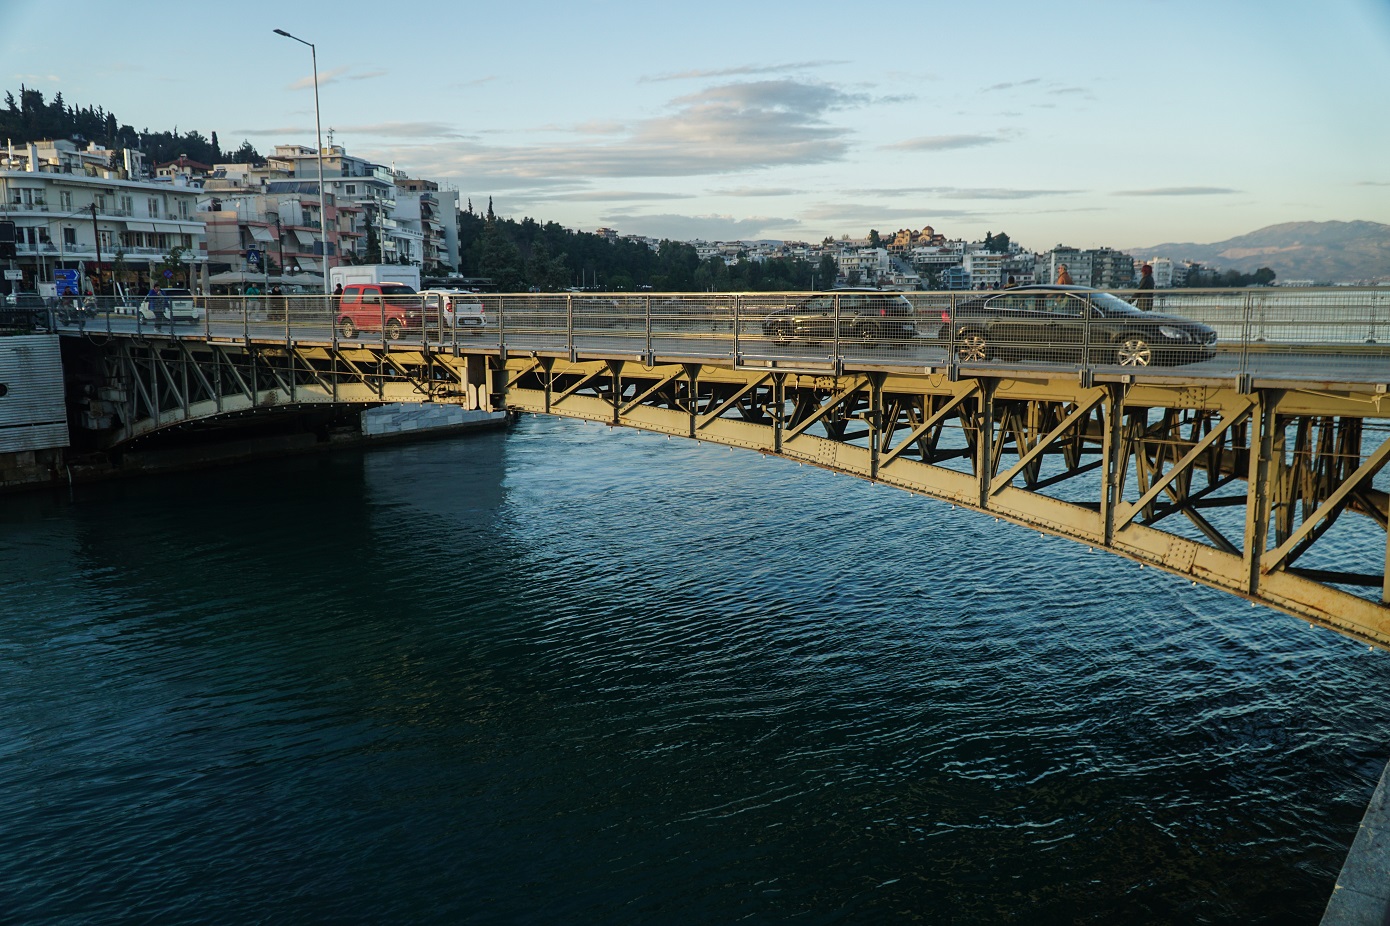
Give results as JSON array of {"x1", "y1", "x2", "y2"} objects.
[{"x1": 2, "y1": 0, "x2": 1387, "y2": 249}]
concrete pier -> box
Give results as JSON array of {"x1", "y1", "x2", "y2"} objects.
[{"x1": 1322, "y1": 758, "x2": 1390, "y2": 925}]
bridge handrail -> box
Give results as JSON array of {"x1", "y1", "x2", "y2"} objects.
[{"x1": 40, "y1": 287, "x2": 1390, "y2": 384}]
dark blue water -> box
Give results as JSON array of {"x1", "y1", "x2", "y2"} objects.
[{"x1": 3, "y1": 416, "x2": 1388, "y2": 924}]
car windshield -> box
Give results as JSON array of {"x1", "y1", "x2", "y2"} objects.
[{"x1": 1089, "y1": 292, "x2": 1140, "y2": 314}]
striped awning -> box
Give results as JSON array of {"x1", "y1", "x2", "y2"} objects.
[{"x1": 247, "y1": 226, "x2": 275, "y2": 242}]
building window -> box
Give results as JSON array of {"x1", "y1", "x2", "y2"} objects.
[
  {"x1": 60, "y1": 191, "x2": 73, "y2": 210},
  {"x1": 181, "y1": 234, "x2": 192, "y2": 249},
  {"x1": 120, "y1": 195, "x2": 133, "y2": 216},
  {"x1": 147, "y1": 197, "x2": 160, "y2": 218},
  {"x1": 94, "y1": 194, "x2": 106, "y2": 212},
  {"x1": 345, "y1": 185, "x2": 355, "y2": 195},
  {"x1": 98, "y1": 230, "x2": 113, "y2": 250},
  {"x1": 178, "y1": 200, "x2": 189, "y2": 218},
  {"x1": 63, "y1": 227, "x2": 77, "y2": 247}
]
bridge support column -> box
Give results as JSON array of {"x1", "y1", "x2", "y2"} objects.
[
  {"x1": 1243, "y1": 389, "x2": 1284, "y2": 595},
  {"x1": 868, "y1": 373, "x2": 884, "y2": 481},
  {"x1": 976, "y1": 378, "x2": 995, "y2": 510},
  {"x1": 1100, "y1": 383, "x2": 1127, "y2": 547},
  {"x1": 773, "y1": 373, "x2": 785, "y2": 455},
  {"x1": 685, "y1": 364, "x2": 701, "y2": 439}
]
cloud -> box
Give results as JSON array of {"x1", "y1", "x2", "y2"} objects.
[
  {"x1": 708, "y1": 186, "x2": 805, "y2": 197},
  {"x1": 845, "y1": 186, "x2": 1083, "y2": 200},
  {"x1": 404, "y1": 79, "x2": 863, "y2": 181},
  {"x1": 800, "y1": 204, "x2": 984, "y2": 224},
  {"x1": 288, "y1": 66, "x2": 384, "y2": 91},
  {"x1": 883, "y1": 133, "x2": 1008, "y2": 152},
  {"x1": 14, "y1": 73, "x2": 61, "y2": 83},
  {"x1": 597, "y1": 212, "x2": 794, "y2": 240},
  {"x1": 334, "y1": 121, "x2": 463, "y2": 138},
  {"x1": 1356, "y1": 180, "x2": 1390, "y2": 186},
  {"x1": 983, "y1": 78, "x2": 1041, "y2": 92},
  {"x1": 1114, "y1": 186, "x2": 1240, "y2": 196},
  {"x1": 547, "y1": 190, "x2": 695, "y2": 202},
  {"x1": 644, "y1": 61, "x2": 847, "y2": 82}
]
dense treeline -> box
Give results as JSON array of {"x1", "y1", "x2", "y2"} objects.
[
  {"x1": 0, "y1": 86, "x2": 261, "y2": 167},
  {"x1": 456, "y1": 200, "x2": 837, "y2": 292},
  {"x1": 1182, "y1": 266, "x2": 1277, "y2": 288}
]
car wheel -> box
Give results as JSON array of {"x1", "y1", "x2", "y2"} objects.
[
  {"x1": 956, "y1": 330, "x2": 989, "y2": 363},
  {"x1": 856, "y1": 322, "x2": 881, "y2": 349},
  {"x1": 769, "y1": 321, "x2": 794, "y2": 344},
  {"x1": 385, "y1": 319, "x2": 404, "y2": 341},
  {"x1": 337, "y1": 317, "x2": 356, "y2": 339},
  {"x1": 1116, "y1": 334, "x2": 1153, "y2": 367}
]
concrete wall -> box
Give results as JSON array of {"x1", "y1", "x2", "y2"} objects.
[
  {"x1": 0, "y1": 334, "x2": 68, "y2": 453},
  {"x1": 361, "y1": 404, "x2": 507, "y2": 438}
]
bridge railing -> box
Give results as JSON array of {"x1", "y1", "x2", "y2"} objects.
[{"x1": 46, "y1": 287, "x2": 1390, "y2": 382}]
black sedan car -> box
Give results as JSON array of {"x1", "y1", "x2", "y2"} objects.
[
  {"x1": 937, "y1": 285, "x2": 1216, "y2": 367},
  {"x1": 761, "y1": 290, "x2": 916, "y2": 348}
]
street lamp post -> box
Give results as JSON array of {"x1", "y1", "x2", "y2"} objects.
[{"x1": 273, "y1": 28, "x2": 331, "y2": 295}]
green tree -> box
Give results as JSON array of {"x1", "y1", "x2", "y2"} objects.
[
  {"x1": 867, "y1": 229, "x2": 881, "y2": 249},
  {"x1": 817, "y1": 254, "x2": 838, "y2": 290}
]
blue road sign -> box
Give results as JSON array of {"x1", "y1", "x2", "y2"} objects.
[
  {"x1": 54, "y1": 268, "x2": 79, "y2": 296},
  {"x1": 247, "y1": 248, "x2": 261, "y2": 266}
]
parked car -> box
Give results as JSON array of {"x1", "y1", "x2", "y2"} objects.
[
  {"x1": 418, "y1": 289, "x2": 486, "y2": 332},
  {"x1": 0, "y1": 291, "x2": 46, "y2": 328},
  {"x1": 137, "y1": 288, "x2": 202, "y2": 324},
  {"x1": 335, "y1": 282, "x2": 423, "y2": 340},
  {"x1": 938, "y1": 285, "x2": 1217, "y2": 367},
  {"x1": 761, "y1": 290, "x2": 916, "y2": 348}
]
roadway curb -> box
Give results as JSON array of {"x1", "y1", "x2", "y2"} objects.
[{"x1": 1322, "y1": 756, "x2": 1390, "y2": 925}]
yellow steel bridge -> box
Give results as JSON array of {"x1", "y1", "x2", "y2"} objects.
[{"x1": 53, "y1": 288, "x2": 1390, "y2": 649}]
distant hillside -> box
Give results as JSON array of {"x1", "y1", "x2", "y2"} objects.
[{"x1": 1132, "y1": 221, "x2": 1390, "y2": 283}]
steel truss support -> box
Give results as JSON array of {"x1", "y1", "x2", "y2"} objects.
[
  {"x1": 78, "y1": 328, "x2": 1390, "y2": 650},
  {"x1": 502, "y1": 359, "x2": 1390, "y2": 649}
]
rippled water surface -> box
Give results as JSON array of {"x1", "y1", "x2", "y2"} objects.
[{"x1": 3, "y1": 416, "x2": 1389, "y2": 924}]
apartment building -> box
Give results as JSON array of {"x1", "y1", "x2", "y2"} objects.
[{"x1": 0, "y1": 139, "x2": 206, "y2": 296}]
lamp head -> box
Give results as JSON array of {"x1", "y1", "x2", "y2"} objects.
[{"x1": 273, "y1": 28, "x2": 290, "y2": 36}]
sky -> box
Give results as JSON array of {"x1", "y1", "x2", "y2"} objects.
[{"x1": 3, "y1": 0, "x2": 1388, "y2": 252}]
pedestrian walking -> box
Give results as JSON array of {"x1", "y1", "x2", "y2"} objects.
[{"x1": 1135, "y1": 264, "x2": 1154, "y2": 311}]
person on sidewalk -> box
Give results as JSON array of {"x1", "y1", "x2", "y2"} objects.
[{"x1": 1135, "y1": 264, "x2": 1155, "y2": 311}]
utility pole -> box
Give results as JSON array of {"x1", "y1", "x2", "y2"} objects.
[{"x1": 89, "y1": 203, "x2": 103, "y2": 295}]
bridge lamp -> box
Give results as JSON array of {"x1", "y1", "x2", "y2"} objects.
[{"x1": 273, "y1": 28, "x2": 331, "y2": 295}]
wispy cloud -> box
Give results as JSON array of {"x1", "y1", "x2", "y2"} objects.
[
  {"x1": 334, "y1": 122, "x2": 463, "y2": 138},
  {"x1": 644, "y1": 61, "x2": 846, "y2": 82},
  {"x1": 14, "y1": 73, "x2": 61, "y2": 83},
  {"x1": 402, "y1": 79, "x2": 864, "y2": 181},
  {"x1": 548, "y1": 190, "x2": 695, "y2": 202},
  {"x1": 883, "y1": 133, "x2": 1008, "y2": 152},
  {"x1": 288, "y1": 66, "x2": 385, "y2": 91},
  {"x1": 598, "y1": 212, "x2": 794, "y2": 240},
  {"x1": 1355, "y1": 180, "x2": 1390, "y2": 186},
  {"x1": 846, "y1": 186, "x2": 1082, "y2": 200},
  {"x1": 708, "y1": 186, "x2": 805, "y2": 197},
  {"x1": 983, "y1": 78, "x2": 1041, "y2": 92},
  {"x1": 1115, "y1": 186, "x2": 1240, "y2": 196}
]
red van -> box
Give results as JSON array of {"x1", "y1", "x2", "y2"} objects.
[{"x1": 335, "y1": 282, "x2": 423, "y2": 340}]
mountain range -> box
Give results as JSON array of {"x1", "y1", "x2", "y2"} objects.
[{"x1": 1132, "y1": 220, "x2": 1390, "y2": 283}]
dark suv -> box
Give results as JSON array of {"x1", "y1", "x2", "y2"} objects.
[
  {"x1": 938, "y1": 285, "x2": 1217, "y2": 367},
  {"x1": 761, "y1": 290, "x2": 916, "y2": 348}
]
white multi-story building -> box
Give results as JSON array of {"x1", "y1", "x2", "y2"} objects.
[
  {"x1": 962, "y1": 250, "x2": 1004, "y2": 288},
  {"x1": 0, "y1": 139, "x2": 206, "y2": 296},
  {"x1": 837, "y1": 247, "x2": 890, "y2": 285}
]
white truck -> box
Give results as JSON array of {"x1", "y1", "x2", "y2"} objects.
[{"x1": 329, "y1": 264, "x2": 421, "y2": 291}]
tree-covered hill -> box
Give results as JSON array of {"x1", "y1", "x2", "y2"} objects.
[{"x1": 0, "y1": 86, "x2": 260, "y2": 167}]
